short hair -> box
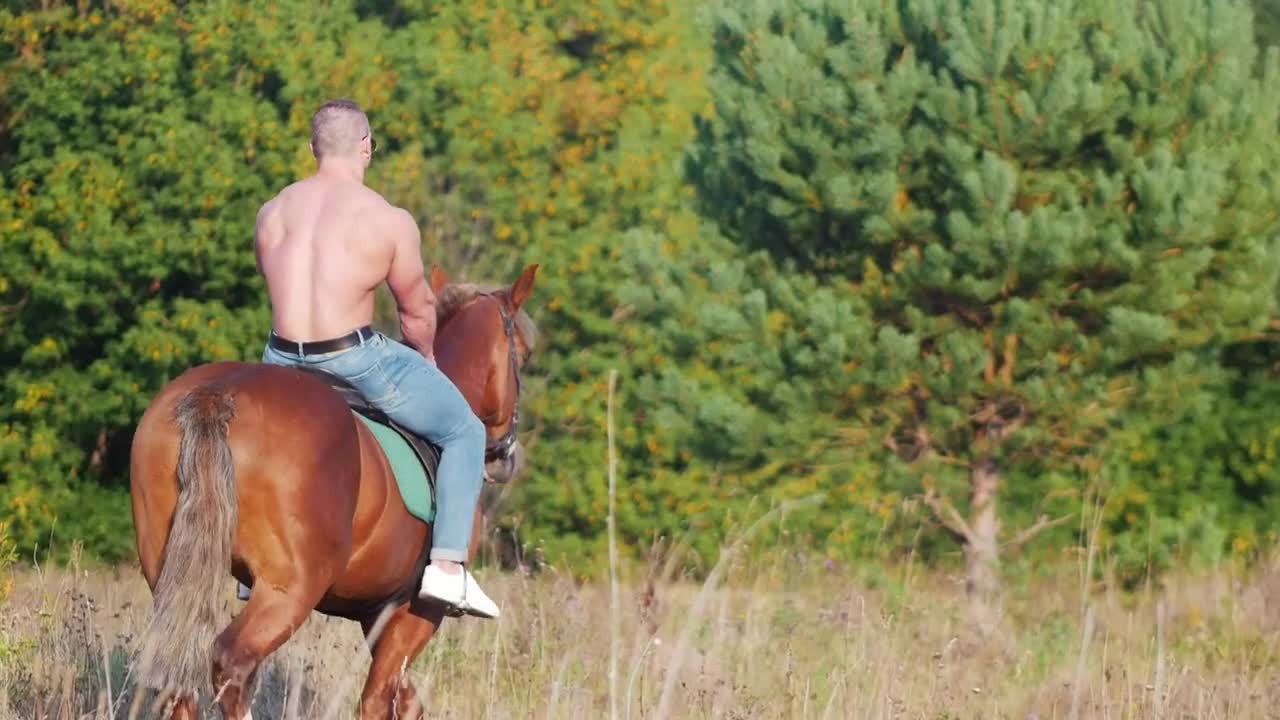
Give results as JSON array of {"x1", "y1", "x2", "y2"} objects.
[{"x1": 310, "y1": 99, "x2": 369, "y2": 159}]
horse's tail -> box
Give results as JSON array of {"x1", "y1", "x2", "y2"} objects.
[{"x1": 135, "y1": 387, "x2": 238, "y2": 696}]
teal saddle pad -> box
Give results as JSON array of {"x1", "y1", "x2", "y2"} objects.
[
  {"x1": 290, "y1": 366, "x2": 439, "y2": 525},
  {"x1": 353, "y1": 412, "x2": 436, "y2": 524}
]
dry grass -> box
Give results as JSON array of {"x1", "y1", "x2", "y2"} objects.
[{"x1": 1, "y1": 541, "x2": 1279, "y2": 720}]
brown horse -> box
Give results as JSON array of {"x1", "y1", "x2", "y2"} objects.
[{"x1": 128, "y1": 264, "x2": 539, "y2": 719}]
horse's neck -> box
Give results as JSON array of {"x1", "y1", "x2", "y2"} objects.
[{"x1": 435, "y1": 339, "x2": 493, "y2": 417}]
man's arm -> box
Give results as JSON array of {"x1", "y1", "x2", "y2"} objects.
[
  {"x1": 385, "y1": 208, "x2": 438, "y2": 362},
  {"x1": 253, "y1": 200, "x2": 275, "y2": 277}
]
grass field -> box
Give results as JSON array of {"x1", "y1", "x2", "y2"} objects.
[{"x1": 1, "y1": 539, "x2": 1278, "y2": 720}]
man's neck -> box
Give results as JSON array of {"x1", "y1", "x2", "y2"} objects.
[{"x1": 315, "y1": 157, "x2": 366, "y2": 184}]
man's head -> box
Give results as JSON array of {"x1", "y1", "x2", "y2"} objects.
[{"x1": 310, "y1": 99, "x2": 375, "y2": 166}]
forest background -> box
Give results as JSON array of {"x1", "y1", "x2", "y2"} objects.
[{"x1": 3, "y1": 0, "x2": 1280, "y2": 607}]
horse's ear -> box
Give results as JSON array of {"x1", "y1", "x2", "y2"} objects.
[
  {"x1": 429, "y1": 266, "x2": 450, "y2": 294},
  {"x1": 510, "y1": 263, "x2": 539, "y2": 310}
]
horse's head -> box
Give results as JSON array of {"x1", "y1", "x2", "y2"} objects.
[{"x1": 429, "y1": 263, "x2": 539, "y2": 485}]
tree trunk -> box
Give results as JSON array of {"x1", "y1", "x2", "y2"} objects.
[{"x1": 964, "y1": 456, "x2": 1001, "y2": 635}]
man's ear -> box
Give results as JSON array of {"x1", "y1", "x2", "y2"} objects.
[
  {"x1": 510, "y1": 263, "x2": 539, "y2": 310},
  {"x1": 430, "y1": 266, "x2": 450, "y2": 294}
]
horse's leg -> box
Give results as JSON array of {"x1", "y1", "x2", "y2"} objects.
[
  {"x1": 174, "y1": 698, "x2": 198, "y2": 720},
  {"x1": 208, "y1": 585, "x2": 317, "y2": 719},
  {"x1": 357, "y1": 600, "x2": 446, "y2": 720},
  {"x1": 208, "y1": 524, "x2": 346, "y2": 718},
  {"x1": 146, "y1": 693, "x2": 199, "y2": 720}
]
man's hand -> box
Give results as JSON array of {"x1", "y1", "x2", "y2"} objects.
[{"x1": 395, "y1": 334, "x2": 436, "y2": 365}]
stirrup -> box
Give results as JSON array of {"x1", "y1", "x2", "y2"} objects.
[{"x1": 418, "y1": 565, "x2": 500, "y2": 619}]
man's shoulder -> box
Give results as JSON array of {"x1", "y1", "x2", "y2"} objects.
[
  {"x1": 360, "y1": 195, "x2": 417, "y2": 235},
  {"x1": 255, "y1": 190, "x2": 287, "y2": 234},
  {"x1": 356, "y1": 185, "x2": 404, "y2": 213},
  {"x1": 256, "y1": 181, "x2": 303, "y2": 220},
  {"x1": 270, "y1": 178, "x2": 310, "y2": 199}
]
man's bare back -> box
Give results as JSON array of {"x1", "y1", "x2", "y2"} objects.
[{"x1": 255, "y1": 173, "x2": 437, "y2": 359}]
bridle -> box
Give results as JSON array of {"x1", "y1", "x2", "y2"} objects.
[{"x1": 483, "y1": 294, "x2": 524, "y2": 463}]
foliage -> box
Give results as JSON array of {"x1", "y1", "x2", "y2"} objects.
[
  {"x1": 0, "y1": 521, "x2": 15, "y2": 603},
  {"x1": 511, "y1": 227, "x2": 900, "y2": 571},
  {"x1": 0, "y1": 0, "x2": 416, "y2": 558},
  {"x1": 1, "y1": 0, "x2": 1279, "y2": 581},
  {"x1": 687, "y1": 0, "x2": 1280, "y2": 561},
  {"x1": 1255, "y1": 0, "x2": 1280, "y2": 51},
  {"x1": 1098, "y1": 351, "x2": 1280, "y2": 585},
  {"x1": 0, "y1": 0, "x2": 747, "y2": 570}
]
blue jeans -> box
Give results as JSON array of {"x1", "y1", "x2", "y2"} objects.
[{"x1": 262, "y1": 331, "x2": 484, "y2": 563}]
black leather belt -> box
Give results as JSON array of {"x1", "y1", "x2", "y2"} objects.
[{"x1": 268, "y1": 326, "x2": 374, "y2": 356}]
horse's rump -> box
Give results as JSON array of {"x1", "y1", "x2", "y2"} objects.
[{"x1": 130, "y1": 362, "x2": 425, "y2": 608}]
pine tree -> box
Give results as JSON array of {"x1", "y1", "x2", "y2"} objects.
[{"x1": 688, "y1": 0, "x2": 1280, "y2": 631}]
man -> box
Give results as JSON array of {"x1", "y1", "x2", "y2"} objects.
[{"x1": 249, "y1": 98, "x2": 499, "y2": 619}]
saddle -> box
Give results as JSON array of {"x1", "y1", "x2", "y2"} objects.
[{"x1": 293, "y1": 366, "x2": 441, "y2": 519}]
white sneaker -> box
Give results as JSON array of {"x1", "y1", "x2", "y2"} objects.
[
  {"x1": 236, "y1": 582, "x2": 251, "y2": 601},
  {"x1": 418, "y1": 564, "x2": 500, "y2": 619}
]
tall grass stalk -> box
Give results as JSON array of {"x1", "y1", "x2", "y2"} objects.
[
  {"x1": 607, "y1": 369, "x2": 620, "y2": 720},
  {"x1": 654, "y1": 492, "x2": 825, "y2": 719}
]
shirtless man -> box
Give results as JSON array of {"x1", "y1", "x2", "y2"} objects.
[{"x1": 251, "y1": 98, "x2": 499, "y2": 619}]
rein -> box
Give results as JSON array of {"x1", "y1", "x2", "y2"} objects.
[{"x1": 483, "y1": 294, "x2": 522, "y2": 463}]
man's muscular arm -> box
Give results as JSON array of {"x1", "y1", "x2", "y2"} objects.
[
  {"x1": 385, "y1": 208, "x2": 438, "y2": 362},
  {"x1": 253, "y1": 199, "x2": 277, "y2": 278}
]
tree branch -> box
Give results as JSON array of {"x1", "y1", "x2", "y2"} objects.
[
  {"x1": 1004, "y1": 513, "x2": 1074, "y2": 554},
  {"x1": 930, "y1": 454, "x2": 972, "y2": 469},
  {"x1": 0, "y1": 293, "x2": 29, "y2": 316},
  {"x1": 922, "y1": 489, "x2": 972, "y2": 545}
]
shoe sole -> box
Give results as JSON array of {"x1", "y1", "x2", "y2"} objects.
[{"x1": 417, "y1": 592, "x2": 499, "y2": 619}]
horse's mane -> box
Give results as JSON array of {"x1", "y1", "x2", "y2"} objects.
[{"x1": 436, "y1": 283, "x2": 539, "y2": 353}]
